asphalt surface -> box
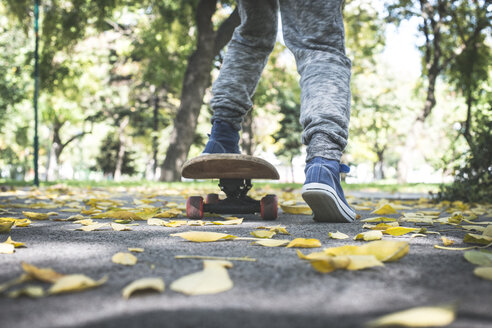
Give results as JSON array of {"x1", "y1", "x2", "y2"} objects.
[{"x1": 0, "y1": 185, "x2": 491, "y2": 328}]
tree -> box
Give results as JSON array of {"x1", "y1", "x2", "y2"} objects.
[
  {"x1": 160, "y1": 1, "x2": 240, "y2": 181},
  {"x1": 386, "y1": 0, "x2": 490, "y2": 181}
]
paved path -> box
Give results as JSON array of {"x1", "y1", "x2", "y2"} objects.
[{"x1": 0, "y1": 186, "x2": 491, "y2": 328}]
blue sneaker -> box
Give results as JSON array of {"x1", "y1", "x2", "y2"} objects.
[
  {"x1": 301, "y1": 157, "x2": 356, "y2": 223},
  {"x1": 202, "y1": 120, "x2": 241, "y2": 154}
]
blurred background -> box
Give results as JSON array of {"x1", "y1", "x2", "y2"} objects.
[{"x1": 0, "y1": 0, "x2": 490, "y2": 201}]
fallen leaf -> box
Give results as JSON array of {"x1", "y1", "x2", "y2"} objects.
[
  {"x1": 22, "y1": 211, "x2": 49, "y2": 220},
  {"x1": 461, "y1": 225, "x2": 486, "y2": 232},
  {"x1": 154, "y1": 209, "x2": 181, "y2": 218},
  {"x1": 361, "y1": 217, "x2": 397, "y2": 223},
  {"x1": 371, "y1": 204, "x2": 398, "y2": 215},
  {"x1": 93, "y1": 210, "x2": 142, "y2": 220},
  {"x1": 128, "y1": 247, "x2": 144, "y2": 253},
  {"x1": 252, "y1": 239, "x2": 290, "y2": 247},
  {"x1": 251, "y1": 230, "x2": 276, "y2": 239},
  {"x1": 122, "y1": 277, "x2": 165, "y2": 299},
  {"x1": 0, "y1": 220, "x2": 14, "y2": 233},
  {"x1": 323, "y1": 240, "x2": 409, "y2": 262},
  {"x1": 170, "y1": 260, "x2": 233, "y2": 295},
  {"x1": 464, "y1": 250, "x2": 492, "y2": 266},
  {"x1": 22, "y1": 262, "x2": 65, "y2": 283},
  {"x1": 170, "y1": 231, "x2": 237, "y2": 243},
  {"x1": 7, "y1": 285, "x2": 44, "y2": 298},
  {"x1": 49, "y1": 274, "x2": 107, "y2": 295},
  {"x1": 280, "y1": 203, "x2": 312, "y2": 215},
  {"x1": 73, "y1": 219, "x2": 95, "y2": 226},
  {"x1": 329, "y1": 231, "x2": 349, "y2": 239},
  {"x1": 474, "y1": 267, "x2": 492, "y2": 281},
  {"x1": 147, "y1": 218, "x2": 166, "y2": 226},
  {"x1": 164, "y1": 220, "x2": 188, "y2": 227},
  {"x1": 345, "y1": 255, "x2": 384, "y2": 271},
  {"x1": 112, "y1": 252, "x2": 138, "y2": 266},
  {"x1": 0, "y1": 243, "x2": 15, "y2": 254},
  {"x1": 286, "y1": 238, "x2": 321, "y2": 248},
  {"x1": 212, "y1": 218, "x2": 243, "y2": 225},
  {"x1": 383, "y1": 227, "x2": 417, "y2": 236},
  {"x1": 4, "y1": 236, "x2": 26, "y2": 248},
  {"x1": 484, "y1": 225, "x2": 492, "y2": 237},
  {"x1": 441, "y1": 236, "x2": 455, "y2": 246},
  {"x1": 354, "y1": 230, "x2": 383, "y2": 241},
  {"x1": 75, "y1": 223, "x2": 109, "y2": 232},
  {"x1": 175, "y1": 255, "x2": 255, "y2": 262},
  {"x1": 256, "y1": 225, "x2": 290, "y2": 235},
  {"x1": 111, "y1": 223, "x2": 132, "y2": 231},
  {"x1": 367, "y1": 305, "x2": 456, "y2": 327},
  {"x1": 463, "y1": 233, "x2": 492, "y2": 245},
  {"x1": 310, "y1": 255, "x2": 350, "y2": 273}
]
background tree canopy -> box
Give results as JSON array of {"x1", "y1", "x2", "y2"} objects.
[{"x1": 0, "y1": 0, "x2": 490, "y2": 201}]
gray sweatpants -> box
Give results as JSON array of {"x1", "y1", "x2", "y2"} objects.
[{"x1": 210, "y1": 0, "x2": 351, "y2": 162}]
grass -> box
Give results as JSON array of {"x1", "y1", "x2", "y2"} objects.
[{"x1": 0, "y1": 178, "x2": 441, "y2": 194}]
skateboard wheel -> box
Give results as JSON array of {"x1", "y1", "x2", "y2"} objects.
[
  {"x1": 260, "y1": 194, "x2": 278, "y2": 220},
  {"x1": 205, "y1": 193, "x2": 219, "y2": 204},
  {"x1": 187, "y1": 196, "x2": 204, "y2": 219}
]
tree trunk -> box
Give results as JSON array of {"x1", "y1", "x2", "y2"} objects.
[
  {"x1": 152, "y1": 86, "x2": 159, "y2": 179},
  {"x1": 374, "y1": 149, "x2": 385, "y2": 180},
  {"x1": 241, "y1": 110, "x2": 254, "y2": 155},
  {"x1": 46, "y1": 120, "x2": 63, "y2": 181},
  {"x1": 160, "y1": 3, "x2": 240, "y2": 181},
  {"x1": 114, "y1": 116, "x2": 129, "y2": 181}
]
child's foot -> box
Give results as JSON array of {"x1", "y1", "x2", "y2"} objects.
[
  {"x1": 202, "y1": 120, "x2": 241, "y2": 154},
  {"x1": 301, "y1": 157, "x2": 356, "y2": 223}
]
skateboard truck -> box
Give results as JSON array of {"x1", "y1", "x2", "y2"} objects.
[{"x1": 186, "y1": 178, "x2": 278, "y2": 220}]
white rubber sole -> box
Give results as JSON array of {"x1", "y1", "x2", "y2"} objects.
[{"x1": 301, "y1": 183, "x2": 356, "y2": 223}]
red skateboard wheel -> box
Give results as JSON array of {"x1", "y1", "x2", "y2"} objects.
[
  {"x1": 187, "y1": 196, "x2": 204, "y2": 219},
  {"x1": 260, "y1": 194, "x2": 278, "y2": 220}
]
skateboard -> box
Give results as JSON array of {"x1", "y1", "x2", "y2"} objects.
[{"x1": 181, "y1": 154, "x2": 280, "y2": 220}]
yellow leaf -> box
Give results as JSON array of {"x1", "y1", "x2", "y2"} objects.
[
  {"x1": 0, "y1": 243, "x2": 15, "y2": 254},
  {"x1": 367, "y1": 305, "x2": 456, "y2": 327},
  {"x1": 371, "y1": 204, "x2": 398, "y2": 215},
  {"x1": 128, "y1": 247, "x2": 144, "y2": 253},
  {"x1": 111, "y1": 223, "x2": 132, "y2": 231},
  {"x1": 4, "y1": 236, "x2": 26, "y2": 248},
  {"x1": 75, "y1": 223, "x2": 109, "y2": 231},
  {"x1": 154, "y1": 208, "x2": 182, "y2": 218},
  {"x1": 383, "y1": 227, "x2": 418, "y2": 236},
  {"x1": 7, "y1": 285, "x2": 44, "y2": 298},
  {"x1": 93, "y1": 210, "x2": 142, "y2": 220},
  {"x1": 187, "y1": 220, "x2": 205, "y2": 226},
  {"x1": 147, "y1": 218, "x2": 165, "y2": 226},
  {"x1": 22, "y1": 262, "x2": 65, "y2": 283},
  {"x1": 164, "y1": 220, "x2": 187, "y2": 227},
  {"x1": 441, "y1": 236, "x2": 455, "y2": 246},
  {"x1": 212, "y1": 218, "x2": 243, "y2": 225},
  {"x1": 134, "y1": 208, "x2": 159, "y2": 220},
  {"x1": 73, "y1": 219, "x2": 95, "y2": 226},
  {"x1": 323, "y1": 241, "x2": 409, "y2": 262},
  {"x1": 170, "y1": 260, "x2": 233, "y2": 295},
  {"x1": 352, "y1": 205, "x2": 373, "y2": 211},
  {"x1": 46, "y1": 211, "x2": 59, "y2": 216},
  {"x1": 251, "y1": 230, "x2": 276, "y2": 239},
  {"x1": 474, "y1": 267, "x2": 492, "y2": 281},
  {"x1": 361, "y1": 217, "x2": 397, "y2": 223},
  {"x1": 280, "y1": 203, "x2": 312, "y2": 215},
  {"x1": 463, "y1": 233, "x2": 492, "y2": 245},
  {"x1": 13, "y1": 218, "x2": 31, "y2": 227},
  {"x1": 461, "y1": 225, "x2": 485, "y2": 232},
  {"x1": 48, "y1": 274, "x2": 107, "y2": 295},
  {"x1": 345, "y1": 255, "x2": 384, "y2": 271},
  {"x1": 366, "y1": 222, "x2": 400, "y2": 230},
  {"x1": 0, "y1": 220, "x2": 14, "y2": 233},
  {"x1": 354, "y1": 230, "x2": 383, "y2": 241},
  {"x1": 112, "y1": 252, "x2": 138, "y2": 266},
  {"x1": 255, "y1": 225, "x2": 289, "y2": 235},
  {"x1": 329, "y1": 231, "x2": 349, "y2": 239},
  {"x1": 252, "y1": 239, "x2": 290, "y2": 247},
  {"x1": 122, "y1": 277, "x2": 165, "y2": 299},
  {"x1": 170, "y1": 231, "x2": 237, "y2": 242},
  {"x1": 484, "y1": 225, "x2": 492, "y2": 237},
  {"x1": 310, "y1": 256, "x2": 350, "y2": 273},
  {"x1": 22, "y1": 211, "x2": 49, "y2": 220},
  {"x1": 286, "y1": 238, "x2": 321, "y2": 248}
]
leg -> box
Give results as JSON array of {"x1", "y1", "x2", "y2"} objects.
[
  {"x1": 210, "y1": 0, "x2": 279, "y2": 131},
  {"x1": 279, "y1": 0, "x2": 355, "y2": 222},
  {"x1": 280, "y1": 0, "x2": 351, "y2": 162}
]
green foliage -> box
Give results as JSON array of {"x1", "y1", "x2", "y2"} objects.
[
  {"x1": 438, "y1": 102, "x2": 492, "y2": 202},
  {"x1": 273, "y1": 90, "x2": 303, "y2": 162},
  {"x1": 93, "y1": 132, "x2": 137, "y2": 176}
]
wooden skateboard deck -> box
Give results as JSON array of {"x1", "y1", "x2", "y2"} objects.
[{"x1": 181, "y1": 154, "x2": 279, "y2": 180}]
